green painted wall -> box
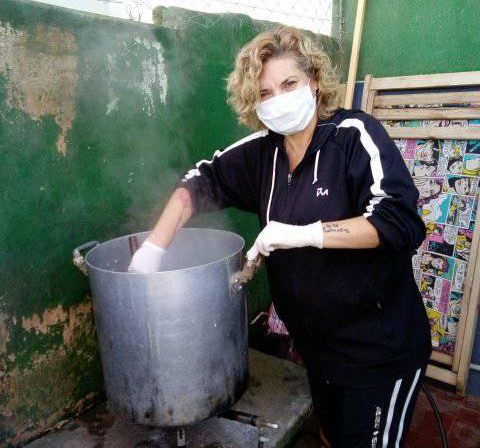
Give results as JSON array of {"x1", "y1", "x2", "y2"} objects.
[
  {"x1": 0, "y1": 1, "x2": 339, "y2": 445},
  {"x1": 340, "y1": 0, "x2": 480, "y2": 80}
]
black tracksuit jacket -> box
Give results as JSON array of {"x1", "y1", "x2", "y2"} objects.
[{"x1": 179, "y1": 108, "x2": 433, "y2": 387}]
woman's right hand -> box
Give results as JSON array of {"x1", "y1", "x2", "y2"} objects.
[
  {"x1": 127, "y1": 188, "x2": 194, "y2": 273},
  {"x1": 128, "y1": 240, "x2": 166, "y2": 273}
]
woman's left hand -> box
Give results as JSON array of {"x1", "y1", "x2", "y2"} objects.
[{"x1": 247, "y1": 220, "x2": 324, "y2": 260}]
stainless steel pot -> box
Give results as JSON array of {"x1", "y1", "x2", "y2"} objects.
[{"x1": 73, "y1": 228, "x2": 249, "y2": 427}]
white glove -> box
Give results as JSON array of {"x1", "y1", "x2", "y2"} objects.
[
  {"x1": 247, "y1": 220, "x2": 323, "y2": 260},
  {"x1": 128, "y1": 240, "x2": 166, "y2": 273}
]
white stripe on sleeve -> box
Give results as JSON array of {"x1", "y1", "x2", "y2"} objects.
[
  {"x1": 181, "y1": 129, "x2": 268, "y2": 182},
  {"x1": 337, "y1": 118, "x2": 391, "y2": 217},
  {"x1": 312, "y1": 149, "x2": 320, "y2": 185}
]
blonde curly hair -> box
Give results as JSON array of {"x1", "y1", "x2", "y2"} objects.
[{"x1": 227, "y1": 26, "x2": 339, "y2": 130}]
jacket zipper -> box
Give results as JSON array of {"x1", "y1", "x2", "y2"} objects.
[{"x1": 284, "y1": 172, "x2": 294, "y2": 222}]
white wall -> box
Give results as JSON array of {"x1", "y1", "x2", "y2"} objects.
[{"x1": 30, "y1": 0, "x2": 150, "y2": 22}]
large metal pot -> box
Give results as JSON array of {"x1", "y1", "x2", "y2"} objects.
[{"x1": 74, "y1": 228, "x2": 249, "y2": 427}]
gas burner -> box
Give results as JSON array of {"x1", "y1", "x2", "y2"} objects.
[
  {"x1": 134, "y1": 427, "x2": 186, "y2": 448},
  {"x1": 134, "y1": 411, "x2": 277, "y2": 448}
]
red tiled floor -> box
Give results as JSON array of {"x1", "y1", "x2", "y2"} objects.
[
  {"x1": 408, "y1": 392, "x2": 459, "y2": 435},
  {"x1": 448, "y1": 419, "x2": 480, "y2": 448},
  {"x1": 404, "y1": 381, "x2": 480, "y2": 448},
  {"x1": 404, "y1": 429, "x2": 442, "y2": 448},
  {"x1": 456, "y1": 407, "x2": 480, "y2": 426},
  {"x1": 463, "y1": 396, "x2": 480, "y2": 414}
]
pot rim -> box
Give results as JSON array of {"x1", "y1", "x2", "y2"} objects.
[{"x1": 84, "y1": 227, "x2": 245, "y2": 276}]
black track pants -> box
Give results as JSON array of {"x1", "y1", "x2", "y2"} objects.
[{"x1": 309, "y1": 366, "x2": 426, "y2": 448}]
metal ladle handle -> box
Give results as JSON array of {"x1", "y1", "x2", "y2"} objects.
[{"x1": 230, "y1": 255, "x2": 263, "y2": 293}]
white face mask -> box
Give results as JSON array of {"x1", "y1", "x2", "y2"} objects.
[{"x1": 255, "y1": 82, "x2": 316, "y2": 135}]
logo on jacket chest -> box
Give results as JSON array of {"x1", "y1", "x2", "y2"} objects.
[{"x1": 316, "y1": 186, "x2": 329, "y2": 197}]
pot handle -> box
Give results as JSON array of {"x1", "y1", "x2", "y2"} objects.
[
  {"x1": 230, "y1": 255, "x2": 263, "y2": 294},
  {"x1": 73, "y1": 240, "x2": 100, "y2": 276}
]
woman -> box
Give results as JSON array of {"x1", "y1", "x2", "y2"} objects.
[{"x1": 129, "y1": 27, "x2": 432, "y2": 447}]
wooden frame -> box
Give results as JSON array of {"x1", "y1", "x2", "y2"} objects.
[
  {"x1": 361, "y1": 71, "x2": 480, "y2": 395},
  {"x1": 344, "y1": 0, "x2": 367, "y2": 109}
]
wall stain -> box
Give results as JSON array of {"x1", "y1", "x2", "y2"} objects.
[
  {"x1": 63, "y1": 301, "x2": 93, "y2": 346},
  {"x1": 0, "y1": 22, "x2": 78, "y2": 155},
  {"x1": 0, "y1": 308, "x2": 10, "y2": 385},
  {"x1": 0, "y1": 311, "x2": 9, "y2": 356},
  {"x1": 20, "y1": 302, "x2": 93, "y2": 347},
  {"x1": 0, "y1": 300, "x2": 102, "y2": 446},
  {"x1": 105, "y1": 37, "x2": 168, "y2": 117},
  {"x1": 21, "y1": 304, "x2": 68, "y2": 335}
]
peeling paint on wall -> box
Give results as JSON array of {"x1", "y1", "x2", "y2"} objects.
[
  {"x1": 0, "y1": 350, "x2": 99, "y2": 446},
  {"x1": 0, "y1": 299, "x2": 102, "y2": 446},
  {"x1": 20, "y1": 302, "x2": 93, "y2": 346},
  {"x1": 62, "y1": 301, "x2": 93, "y2": 345},
  {"x1": 1, "y1": 352, "x2": 77, "y2": 443},
  {"x1": 133, "y1": 37, "x2": 168, "y2": 113},
  {"x1": 21, "y1": 304, "x2": 68, "y2": 335},
  {"x1": 0, "y1": 310, "x2": 9, "y2": 356},
  {"x1": 0, "y1": 22, "x2": 78, "y2": 155},
  {"x1": 106, "y1": 37, "x2": 168, "y2": 116},
  {"x1": 0, "y1": 307, "x2": 10, "y2": 384}
]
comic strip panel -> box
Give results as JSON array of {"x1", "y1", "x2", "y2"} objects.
[{"x1": 388, "y1": 118, "x2": 479, "y2": 354}]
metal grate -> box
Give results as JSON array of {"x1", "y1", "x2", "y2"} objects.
[{"x1": 117, "y1": 0, "x2": 335, "y2": 36}]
